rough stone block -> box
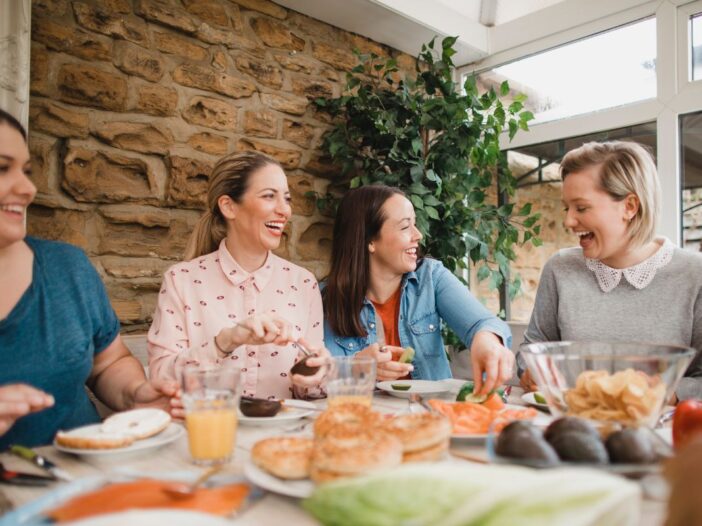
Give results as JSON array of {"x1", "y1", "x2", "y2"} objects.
[
  {"x1": 234, "y1": 54, "x2": 283, "y2": 88},
  {"x1": 243, "y1": 110, "x2": 277, "y2": 138},
  {"x1": 282, "y1": 119, "x2": 316, "y2": 148},
  {"x1": 251, "y1": 17, "x2": 304, "y2": 51},
  {"x1": 72, "y1": 2, "x2": 148, "y2": 46},
  {"x1": 30, "y1": 44, "x2": 51, "y2": 97},
  {"x1": 113, "y1": 41, "x2": 165, "y2": 82},
  {"x1": 172, "y1": 63, "x2": 256, "y2": 99},
  {"x1": 237, "y1": 138, "x2": 300, "y2": 169},
  {"x1": 291, "y1": 76, "x2": 333, "y2": 100},
  {"x1": 182, "y1": 96, "x2": 237, "y2": 131},
  {"x1": 311, "y1": 41, "x2": 356, "y2": 71},
  {"x1": 260, "y1": 93, "x2": 307, "y2": 116},
  {"x1": 272, "y1": 52, "x2": 316, "y2": 74},
  {"x1": 133, "y1": 84, "x2": 179, "y2": 116},
  {"x1": 134, "y1": 0, "x2": 198, "y2": 33},
  {"x1": 29, "y1": 100, "x2": 90, "y2": 139},
  {"x1": 296, "y1": 222, "x2": 332, "y2": 261},
  {"x1": 166, "y1": 155, "x2": 213, "y2": 208},
  {"x1": 57, "y1": 64, "x2": 128, "y2": 111},
  {"x1": 234, "y1": 0, "x2": 287, "y2": 19},
  {"x1": 182, "y1": 0, "x2": 230, "y2": 28},
  {"x1": 28, "y1": 133, "x2": 58, "y2": 194},
  {"x1": 287, "y1": 174, "x2": 315, "y2": 216},
  {"x1": 27, "y1": 205, "x2": 90, "y2": 250},
  {"x1": 32, "y1": 0, "x2": 69, "y2": 17},
  {"x1": 32, "y1": 18, "x2": 112, "y2": 61},
  {"x1": 188, "y1": 132, "x2": 229, "y2": 156},
  {"x1": 153, "y1": 31, "x2": 208, "y2": 61},
  {"x1": 93, "y1": 121, "x2": 174, "y2": 155}
]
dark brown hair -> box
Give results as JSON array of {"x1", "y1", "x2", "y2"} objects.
[
  {"x1": 185, "y1": 151, "x2": 282, "y2": 259},
  {"x1": 0, "y1": 109, "x2": 27, "y2": 142},
  {"x1": 324, "y1": 185, "x2": 405, "y2": 336}
]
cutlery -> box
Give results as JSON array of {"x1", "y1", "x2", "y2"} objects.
[
  {"x1": 0, "y1": 462, "x2": 55, "y2": 487},
  {"x1": 9, "y1": 445, "x2": 73, "y2": 482},
  {"x1": 162, "y1": 465, "x2": 223, "y2": 499},
  {"x1": 408, "y1": 393, "x2": 436, "y2": 413}
]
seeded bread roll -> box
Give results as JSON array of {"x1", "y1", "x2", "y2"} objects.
[
  {"x1": 55, "y1": 426, "x2": 135, "y2": 450},
  {"x1": 101, "y1": 408, "x2": 171, "y2": 440},
  {"x1": 252, "y1": 437, "x2": 314, "y2": 480}
]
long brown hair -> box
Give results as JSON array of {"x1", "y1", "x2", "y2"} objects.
[
  {"x1": 324, "y1": 185, "x2": 405, "y2": 337},
  {"x1": 185, "y1": 151, "x2": 282, "y2": 260}
]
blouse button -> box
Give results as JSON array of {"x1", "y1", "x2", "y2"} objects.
[
  {"x1": 369, "y1": 322, "x2": 375, "y2": 329},
  {"x1": 349, "y1": 343, "x2": 354, "y2": 348},
  {"x1": 429, "y1": 324, "x2": 435, "y2": 330}
]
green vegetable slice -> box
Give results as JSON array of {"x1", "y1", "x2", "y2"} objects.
[
  {"x1": 391, "y1": 384, "x2": 411, "y2": 391},
  {"x1": 399, "y1": 347, "x2": 415, "y2": 363},
  {"x1": 534, "y1": 392, "x2": 547, "y2": 404}
]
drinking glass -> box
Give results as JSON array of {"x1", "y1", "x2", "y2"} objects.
[
  {"x1": 326, "y1": 356, "x2": 377, "y2": 408},
  {"x1": 181, "y1": 366, "x2": 241, "y2": 465}
]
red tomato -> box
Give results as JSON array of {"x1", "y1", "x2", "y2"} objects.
[{"x1": 673, "y1": 399, "x2": 702, "y2": 449}]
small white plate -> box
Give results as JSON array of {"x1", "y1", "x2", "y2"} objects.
[
  {"x1": 376, "y1": 380, "x2": 453, "y2": 399},
  {"x1": 243, "y1": 458, "x2": 313, "y2": 499},
  {"x1": 238, "y1": 399, "x2": 316, "y2": 426},
  {"x1": 54, "y1": 422, "x2": 184, "y2": 457},
  {"x1": 521, "y1": 392, "x2": 550, "y2": 412}
]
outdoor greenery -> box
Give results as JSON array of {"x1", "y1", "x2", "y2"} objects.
[{"x1": 313, "y1": 36, "x2": 542, "y2": 310}]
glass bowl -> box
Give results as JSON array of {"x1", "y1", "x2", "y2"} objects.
[{"x1": 521, "y1": 341, "x2": 695, "y2": 428}]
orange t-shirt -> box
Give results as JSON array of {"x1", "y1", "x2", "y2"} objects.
[{"x1": 371, "y1": 286, "x2": 410, "y2": 379}]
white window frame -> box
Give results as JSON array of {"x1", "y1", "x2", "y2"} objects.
[{"x1": 458, "y1": 0, "x2": 702, "y2": 246}]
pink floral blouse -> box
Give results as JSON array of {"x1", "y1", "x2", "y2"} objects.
[{"x1": 147, "y1": 240, "x2": 324, "y2": 400}]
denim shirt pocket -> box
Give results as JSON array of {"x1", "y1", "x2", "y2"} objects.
[
  {"x1": 408, "y1": 312, "x2": 442, "y2": 354},
  {"x1": 333, "y1": 336, "x2": 367, "y2": 355}
]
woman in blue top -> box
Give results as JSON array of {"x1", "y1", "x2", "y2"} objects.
[
  {"x1": 0, "y1": 109, "x2": 177, "y2": 448},
  {"x1": 323, "y1": 185, "x2": 514, "y2": 394}
]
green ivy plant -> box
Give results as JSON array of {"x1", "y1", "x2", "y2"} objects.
[{"x1": 313, "y1": 36, "x2": 542, "y2": 311}]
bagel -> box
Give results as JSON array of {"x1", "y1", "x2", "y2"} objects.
[
  {"x1": 251, "y1": 437, "x2": 314, "y2": 480},
  {"x1": 309, "y1": 465, "x2": 348, "y2": 484},
  {"x1": 382, "y1": 413, "x2": 452, "y2": 453},
  {"x1": 101, "y1": 408, "x2": 171, "y2": 440},
  {"x1": 402, "y1": 438, "x2": 449, "y2": 463},
  {"x1": 313, "y1": 404, "x2": 382, "y2": 439},
  {"x1": 55, "y1": 426, "x2": 135, "y2": 450},
  {"x1": 312, "y1": 429, "x2": 402, "y2": 475}
]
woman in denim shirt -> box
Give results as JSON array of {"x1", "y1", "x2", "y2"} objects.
[{"x1": 323, "y1": 185, "x2": 514, "y2": 394}]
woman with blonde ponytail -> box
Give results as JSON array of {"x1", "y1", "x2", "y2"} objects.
[{"x1": 148, "y1": 152, "x2": 329, "y2": 400}]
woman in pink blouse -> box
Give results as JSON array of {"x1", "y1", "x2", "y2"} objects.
[{"x1": 148, "y1": 152, "x2": 328, "y2": 400}]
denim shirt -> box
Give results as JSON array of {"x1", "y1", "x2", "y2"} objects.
[{"x1": 323, "y1": 258, "x2": 512, "y2": 380}]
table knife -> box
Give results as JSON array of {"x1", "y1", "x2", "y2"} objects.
[
  {"x1": 9, "y1": 445, "x2": 73, "y2": 482},
  {"x1": 0, "y1": 463, "x2": 55, "y2": 487}
]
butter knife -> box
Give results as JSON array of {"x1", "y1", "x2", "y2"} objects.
[
  {"x1": 0, "y1": 463, "x2": 55, "y2": 486},
  {"x1": 9, "y1": 445, "x2": 73, "y2": 482}
]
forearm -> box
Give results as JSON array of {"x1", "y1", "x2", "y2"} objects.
[{"x1": 90, "y1": 355, "x2": 146, "y2": 411}]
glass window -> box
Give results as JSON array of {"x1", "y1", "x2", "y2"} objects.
[
  {"x1": 692, "y1": 13, "x2": 702, "y2": 81},
  {"x1": 681, "y1": 111, "x2": 702, "y2": 252},
  {"x1": 474, "y1": 18, "x2": 656, "y2": 124}
]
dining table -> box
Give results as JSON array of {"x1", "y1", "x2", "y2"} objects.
[{"x1": 0, "y1": 385, "x2": 670, "y2": 525}]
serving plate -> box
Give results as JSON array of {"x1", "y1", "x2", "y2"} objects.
[
  {"x1": 238, "y1": 400, "x2": 316, "y2": 426},
  {"x1": 449, "y1": 404, "x2": 552, "y2": 442},
  {"x1": 53, "y1": 422, "x2": 184, "y2": 457},
  {"x1": 243, "y1": 458, "x2": 313, "y2": 499},
  {"x1": 376, "y1": 380, "x2": 453, "y2": 399}
]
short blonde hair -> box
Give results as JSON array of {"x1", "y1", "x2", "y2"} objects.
[{"x1": 560, "y1": 140, "x2": 660, "y2": 248}]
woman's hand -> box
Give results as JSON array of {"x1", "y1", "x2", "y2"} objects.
[
  {"x1": 519, "y1": 369, "x2": 538, "y2": 392},
  {"x1": 132, "y1": 378, "x2": 179, "y2": 415},
  {"x1": 290, "y1": 339, "x2": 330, "y2": 389},
  {"x1": 216, "y1": 312, "x2": 293, "y2": 355},
  {"x1": 357, "y1": 343, "x2": 413, "y2": 381},
  {"x1": 471, "y1": 331, "x2": 515, "y2": 395},
  {"x1": 0, "y1": 384, "x2": 54, "y2": 436}
]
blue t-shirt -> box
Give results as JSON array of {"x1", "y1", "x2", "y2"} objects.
[{"x1": 0, "y1": 237, "x2": 120, "y2": 449}]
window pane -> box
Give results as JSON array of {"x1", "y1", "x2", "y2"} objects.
[
  {"x1": 692, "y1": 14, "x2": 702, "y2": 81},
  {"x1": 475, "y1": 18, "x2": 656, "y2": 124},
  {"x1": 681, "y1": 111, "x2": 702, "y2": 251}
]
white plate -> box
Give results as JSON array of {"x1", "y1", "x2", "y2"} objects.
[
  {"x1": 66, "y1": 509, "x2": 236, "y2": 526},
  {"x1": 238, "y1": 399, "x2": 316, "y2": 426},
  {"x1": 243, "y1": 458, "x2": 313, "y2": 499},
  {"x1": 376, "y1": 380, "x2": 453, "y2": 399},
  {"x1": 521, "y1": 392, "x2": 550, "y2": 411},
  {"x1": 54, "y1": 422, "x2": 184, "y2": 457}
]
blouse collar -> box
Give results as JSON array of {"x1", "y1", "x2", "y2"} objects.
[
  {"x1": 217, "y1": 239, "x2": 274, "y2": 292},
  {"x1": 584, "y1": 237, "x2": 674, "y2": 293}
]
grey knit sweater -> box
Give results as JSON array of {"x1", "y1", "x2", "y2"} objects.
[{"x1": 521, "y1": 244, "x2": 702, "y2": 400}]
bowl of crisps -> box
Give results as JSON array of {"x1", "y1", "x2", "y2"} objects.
[{"x1": 521, "y1": 341, "x2": 695, "y2": 428}]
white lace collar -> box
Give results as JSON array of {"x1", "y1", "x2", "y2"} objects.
[{"x1": 584, "y1": 238, "x2": 675, "y2": 293}]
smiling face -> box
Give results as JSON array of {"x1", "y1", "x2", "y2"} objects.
[
  {"x1": 369, "y1": 194, "x2": 422, "y2": 276},
  {"x1": 562, "y1": 165, "x2": 638, "y2": 265},
  {"x1": 0, "y1": 123, "x2": 36, "y2": 250},
  {"x1": 222, "y1": 162, "x2": 291, "y2": 254}
]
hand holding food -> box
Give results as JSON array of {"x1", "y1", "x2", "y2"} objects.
[
  {"x1": 216, "y1": 312, "x2": 293, "y2": 354},
  {"x1": 358, "y1": 344, "x2": 412, "y2": 381},
  {"x1": 290, "y1": 339, "x2": 330, "y2": 388},
  {"x1": 0, "y1": 384, "x2": 54, "y2": 436},
  {"x1": 132, "y1": 377, "x2": 179, "y2": 415},
  {"x1": 470, "y1": 331, "x2": 514, "y2": 395}
]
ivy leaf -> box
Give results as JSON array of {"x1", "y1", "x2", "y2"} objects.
[
  {"x1": 425, "y1": 206, "x2": 439, "y2": 220},
  {"x1": 500, "y1": 81, "x2": 510, "y2": 96},
  {"x1": 476, "y1": 265, "x2": 490, "y2": 282},
  {"x1": 410, "y1": 194, "x2": 425, "y2": 210}
]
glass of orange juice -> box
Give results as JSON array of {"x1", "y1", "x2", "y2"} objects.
[
  {"x1": 181, "y1": 366, "x2": 241, "y2": 466},
  {"x1": 326, "y1": 356, "x2": 376, "y2": 408}
]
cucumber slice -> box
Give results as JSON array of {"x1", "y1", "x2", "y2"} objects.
[
  {"x1": 391, "y1": 384, "x2": 411, "y2": 391},
  {"x1": 461, "y1": 392, "x2": 488, "y2": 403},
  {"x1": 534, "y1": 392, "x2": 547, "y2": 404},
  {"x1": 398, "y1": 347, "x2": 415, "y2": 363}
]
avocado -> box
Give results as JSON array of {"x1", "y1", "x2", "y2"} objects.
[
  {"x1": 399, "y1": 347, "x2": 415, "y2": 363},
  {"x1": 544, "y1": 417, "x2": 600, "y2": 443},
  {"x1": 391, "y1": 384, "x2": 411, "y2": 391},
  {"x1": 240, "y1": 396, "x2": 282, "y2": 417},
  {"x1": 456, "y1": 381, "x2": 506, "y2": 403},
  {"x1": 290, "y1": 355, "x2": 320, "y2": 376},
  {"x1": 605, "y1": 428, "x2": 657, "y2": 464},
  {"x1": 549, "y1": 431, "x2": 609, "y2": 464},
  {"x1": 495, "y1": 422, "x2": 559, "y2": 465}
]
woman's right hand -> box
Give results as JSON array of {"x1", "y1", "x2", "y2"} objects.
[
  {"x1": 519, "y1": 369, "x2": 538, "y2": 392},
  {"x1": 216, "y1": 312, "x2": 293, "y2": 355},
  {"x1": 0, "y1": 384, "x2": 54, "y2": 436},
  {"x1": 356, "y1": 343, "x2": 413, "y2": 381}
]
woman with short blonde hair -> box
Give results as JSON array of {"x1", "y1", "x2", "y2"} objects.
[{"x1": 521, "y1": 140, "x2": 702, "y2": 400}]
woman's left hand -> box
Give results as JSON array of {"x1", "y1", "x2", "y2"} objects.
[
  {"x1": 291, "y1": 339, "x2": 330, "y2": 389},
  {"x1": 132, "y1": 378, "x2": 180, "y2": 415},
  {"x1": 470, "y1": 331, "x2": 515, "y2": 395}
]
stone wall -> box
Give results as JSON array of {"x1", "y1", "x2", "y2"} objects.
[{"x1": 27, "y1": 0, "x2": 416, "y2": 332}]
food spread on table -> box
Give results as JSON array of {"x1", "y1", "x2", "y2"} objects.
[{"x1": 428, "y1": 399, "x2": 538, "y2": 435}]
